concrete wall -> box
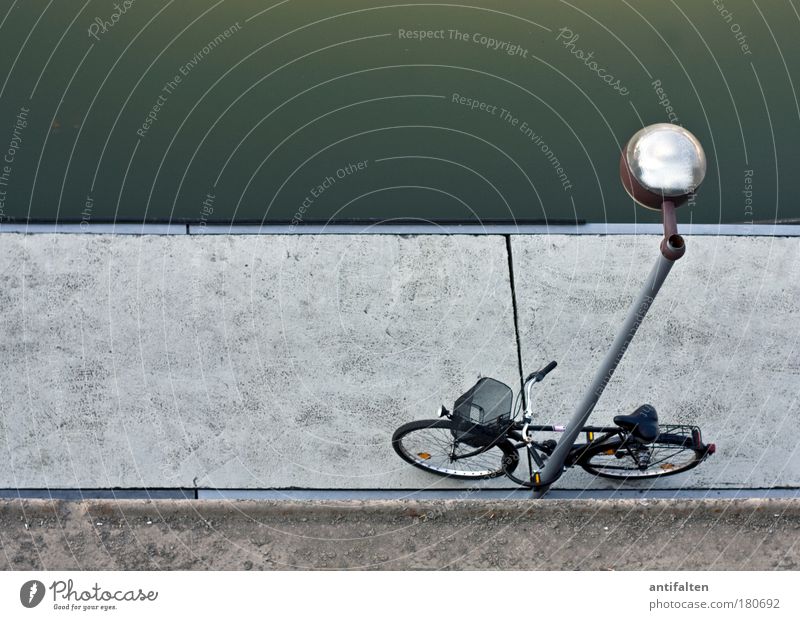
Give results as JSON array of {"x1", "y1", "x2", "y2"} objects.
[{"x1": 0, "y1": 233, "x2": 797, "y2": 490}]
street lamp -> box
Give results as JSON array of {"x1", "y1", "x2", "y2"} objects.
[{"x1": 532, "y1": 123, "x2": 706, "y2": 496}]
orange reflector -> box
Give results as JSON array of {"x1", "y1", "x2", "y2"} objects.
[
  {"x1": 604, "y1": 449, "x2": 615, "y2": 455},
  {"x1": 587, "y1": 431, "x2": 594, "y2": 441},
  {"x1": 417, "y1": 453, "x2": 431, "y2": 460},
  {"x1": 660, "y1": 463, "x2": 675, "y2": 470},
  {"x1": 534, "y1": 472, "x2": 541, "y2": 485}
]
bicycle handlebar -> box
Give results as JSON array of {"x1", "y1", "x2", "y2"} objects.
[
  {"x1": 537, "y1": 360, "x2": 558, "y2": 381},
  {"x1": 522, "y1": 361, "x2": 558, "y2": 442}
]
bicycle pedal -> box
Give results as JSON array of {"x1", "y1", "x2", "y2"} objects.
[{"x1": 541, "y1": 440, "x2": 557, "y2": 453}]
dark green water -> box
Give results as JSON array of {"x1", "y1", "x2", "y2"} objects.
[{"x1": 0, "y1": 0, "x2": 797, "y2": 224}]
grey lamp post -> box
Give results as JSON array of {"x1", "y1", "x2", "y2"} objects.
[{"x1": 532, "y1": 123, "x2": 707, "y2": 497}]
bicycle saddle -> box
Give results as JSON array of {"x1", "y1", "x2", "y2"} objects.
[{"x1": 613, "y1": 404, "x2": 659, "y2": 442}]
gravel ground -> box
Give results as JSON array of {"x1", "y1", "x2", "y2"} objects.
[{"x1": 2, "y1": 499, "x2": 799, "y2": 570}]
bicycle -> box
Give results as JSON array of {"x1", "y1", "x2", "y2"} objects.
[{"x1": 392, "y1": 361, "x2": 716, "y2": 489}]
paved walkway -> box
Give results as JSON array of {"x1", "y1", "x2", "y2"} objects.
[{"x1": 0, "y1": 233, "x2": 797, "y2": 490}]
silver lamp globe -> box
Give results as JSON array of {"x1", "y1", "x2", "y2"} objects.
[{"x1": 620, "y1": 123, "x2": 706, "y2": 210}]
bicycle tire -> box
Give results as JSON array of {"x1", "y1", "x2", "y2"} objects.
[
  {"x1": 578, "y1": 433, "x2": 705, "y2": 479},
  {"x1": 392, "y1": 419, "x2": 519, "y2": 479}
]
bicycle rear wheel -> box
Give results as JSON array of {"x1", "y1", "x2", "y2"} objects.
[
  {"x1": 579, "y1": 434, "x2": 705, "y2": 479},
  {"x1": 392, "y1": 419, "x2": 519, "y2": 479}
]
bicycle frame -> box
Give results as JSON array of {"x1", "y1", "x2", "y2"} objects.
[{"x1": 507, "y1": 423, "x2": 622, "y2": 475}]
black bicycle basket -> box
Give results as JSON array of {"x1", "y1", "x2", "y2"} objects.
[{"x1": 450, "y1": 377, "x2": 514, "y2": 445}]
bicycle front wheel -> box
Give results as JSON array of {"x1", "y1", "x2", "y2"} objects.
[
  {"x1": 392, "y1": 419, "x2": 519, "y2": 479},
  {"x1": 579, "y1": 434, "x2": 705, "y2": 479}
]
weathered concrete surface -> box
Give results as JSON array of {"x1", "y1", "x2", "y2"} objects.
[
  {"x1": 1, "y1": 233, "x2": 798, "y2": 491},
  {"x1": 512, "y1": 235, "x2": 800, "y2": 489},
  {"x1": 2, "y1": 499, "x2": 799, "y2": 570},
  {"x1": 0, "y1": 234, "x2": 518, "y2": 488}
]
